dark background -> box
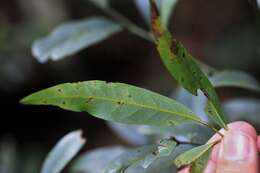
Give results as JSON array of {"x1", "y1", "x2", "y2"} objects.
[{"x1": 1, "y1": 0, "x2": 260, "y2": 167}]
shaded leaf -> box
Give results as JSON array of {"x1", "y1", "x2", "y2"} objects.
[
  {"x1": 32, "y1": 17, "x2": 122, "y2": 63},
  {"x1": 124, "y1": 144, "x2": 194, "y2": 173},
  {"x1": 41, "y1": 130, "x2": 86, "y2": 173},
  {"x1": 165, "y1": 123, "x2": 213, "y2": 145},
  {"x1": 150, "y1": 1, "x2": 226, "y2": 129},
  {"x1": 108, "y1": 122, "x2": 150, "y2": 145},
  {"x1": 104, "y1": 145, "x2": 157, "y2": 173},
  {"x1": 89, "y1": 0, "x2": 109, "y2": 9},
  {"x1": 71, "y1": 146, "x2": 126, "y2": 173},
  {"x1": 135, "y1": 0, "x2": 177, "y2": 26},
  {"x1": 190, "y1": 147, "x2": 212, "y2": 173},
  {"x1": 21, "y1": 81, "x2": 203, "y2": 127},
  {"x1": 174, "y1": 87, "x2": 209, "y2": 122},
  {"x1": 174, "y1": 143, "x2": 214, "y2": 169},
  {"x1": 104, "y1": 139, "x2": 177, "y2": 173},
  {"x1": 210, "y1": 70, "x2": 260, "y2": 93}
]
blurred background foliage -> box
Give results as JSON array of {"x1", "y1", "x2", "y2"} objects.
[{"x1": 1, "y1": 0, "x2": 260, "y2": 172}]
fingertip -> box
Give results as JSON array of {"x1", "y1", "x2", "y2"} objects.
[
  {"x1": 227, "y1": 121, "x2": 257, "y2": 140},
  {"x1": 257, "y1": 136, "x2": 260, "y2": 152},
  {"x1": 211, "y1": 143, "x2": 220, "y2": 162},
  {"x1": 204, "y1": 160, "x2": 217, "y2": 173}
]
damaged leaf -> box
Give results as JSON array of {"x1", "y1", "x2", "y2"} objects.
[{"x1": 149, "y1": 0, "x2": 227, "y2": 129}]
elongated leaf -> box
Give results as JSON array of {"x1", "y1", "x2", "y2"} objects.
[
  {"x1": 190, "y1": 147, "x2": 212, "y2": 173},
  {"x1": 104, "y1": 139, "x2": 177, "y2": 173},
  {"x1": 124, "y1": 144, "x2": 194, "y2": 173},
  {"x1": 21, "y1": 81, "x2": 203, "y2": 127},
  {"x1": 41, "y1": 130, "x2": 86, "y2": 173},
  {"x1": 104, "y1": 145, "x2": 157, "y2": 173},
  {"x1": 150, "y1": 1, "x2": 226, "y2": 129},
  {"x1": 89, "y1": 0, "x2": 109, "y2": 9},
  {"x1": 32, "y1": 17, "x2": 122, "y2": 63},
  {"x1": 71, "y1": 146, "x2": 126, "y2": 173},
  {"x1": 174, "y1": 143, "x2": 214, "y2": 169},
  {"x1": 210, "y1": 70, "x2": 260, "y2": 92}
]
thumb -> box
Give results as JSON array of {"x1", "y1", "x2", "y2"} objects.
[{"x1": 216, "y1": 122, "x2": 259, "y2": 173}]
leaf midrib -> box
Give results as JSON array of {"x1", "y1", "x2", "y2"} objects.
[{"x1": 25, "y1": 95, "x2": 201, "y2": 123}]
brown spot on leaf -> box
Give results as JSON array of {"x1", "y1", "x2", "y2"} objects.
[{"x1": 86, "y1": 97, "x2": 94, "y2": 104}]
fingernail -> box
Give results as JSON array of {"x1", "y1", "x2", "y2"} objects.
[{"x1": 220, "y1": 130, "x2": 250, "y2": 161}]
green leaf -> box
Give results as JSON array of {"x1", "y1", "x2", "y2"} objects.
[
  {"x1": 21, "y1": 81, "x2": 203, "y2": 127},
  {"x1": 210, "y1": 70, "x2": 260, "y2": 93},
  {"x1": 32, "y1": 17, "x2": 122, "y2": 63},
  {"x1": 190, "y1": 147, "x2": 212, "y2": 173},
  {"x1": 174, "y1": 143, "x2": 214, "y2": 169},
  {"x1": 150, "y1": 1, "x2": 227, "y2": 129},
  {"x1": 88, "y1": 0, "x2": 109, "y2": 9},
  {"x1": 41, "y1": 130, "x2": 86, "y2": 173},
  {"x1": 104, "y1": 145, "x2": 157, "y2": 173},
  {"x1": 104, "y1": 139, "x2": 177, "y2": 173}
]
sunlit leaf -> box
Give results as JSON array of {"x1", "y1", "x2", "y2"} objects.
[
  {"x1": 210, "y1": 70, "x2": 260, "y2": 93},
  {"x1": 150, "y1": 0, "x2": 227, "y2": 129},
  {"x1": 174, "y1": 143, "x2": 214, "y2": 169},
  {"x1": 71, "y1": 146, "x2": 126, "y2": 173},
  {"x1": 21, "y1": 81, "x2": 203, "y2": 127},
  {"x1": 40, "y1": 130, "x2": 86, "y2": 173},
  {"x1": 32, "y1": 17, "x2": 122, "y2": 63}
]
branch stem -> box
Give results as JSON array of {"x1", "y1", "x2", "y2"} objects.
[{"x1": 103, "y1": 6, "x2": 154, "y2": 42}]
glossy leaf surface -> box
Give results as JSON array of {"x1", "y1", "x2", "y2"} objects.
[{"x1": 21, "y1": 81, "x2": 202, "y2": 127}]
